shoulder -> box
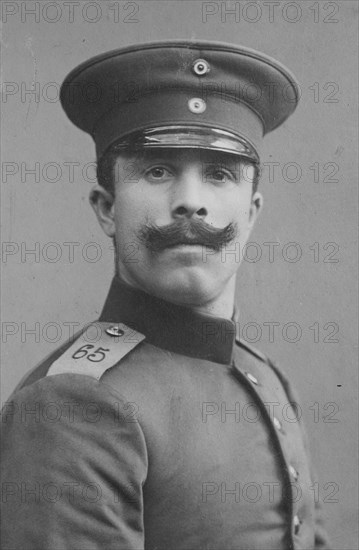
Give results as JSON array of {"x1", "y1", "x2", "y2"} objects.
[
  {"x1": 235, "y1": 337, "x2": 294, "y2": 398},
  {"x1": 235, "y1": 337, "x2": 269, "y2": 363},
  {"x1": 10, "y1": 321, "x2": 146, "y2": 396},
  {"x1": 2, "y1": 329, "x2": 149, "y2": 461}
]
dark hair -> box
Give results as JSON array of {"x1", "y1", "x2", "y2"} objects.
[{"x1": 96, "y1": 144, "x2": 260, "y2": 196}]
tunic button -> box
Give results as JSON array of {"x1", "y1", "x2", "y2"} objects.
[
  {"x1": 293, "y1": 515, "x2": 302, "y2": 535},
  {"x1": 273, "y1": 417, "x2": 282, "y2": 431},
  {"x1": 245, "y1": 372, "x2": 258, "y2": 385},
  {"x1": 192, "y1": 58, "x2": 210, "y2": 75},
  {"x1": 289, "y1": 465, "x2": 299, "y2": 481},
  {"x1": 106, "y1": 325, "x2": 125, "y2": 337}
]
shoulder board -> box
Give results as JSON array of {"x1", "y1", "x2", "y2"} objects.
[
  {"x1": 47, "y1": 322, "x2": 145, "y2": 380},
  {"x1": 235, "y1": 337, "x2": 268, "y2": 364}
]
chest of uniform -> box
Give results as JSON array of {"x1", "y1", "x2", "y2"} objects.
[{"x1": 136, "y1": 356, "x2": 314, "y2": 549}]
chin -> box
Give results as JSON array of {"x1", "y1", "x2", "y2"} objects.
[{"x1": 141, "y1": 267, "x2": 221, "y2": 308}]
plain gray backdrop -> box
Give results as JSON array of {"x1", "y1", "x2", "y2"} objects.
[{"x1": 1, "y1": 1, "x2": 358, "y2": 548}]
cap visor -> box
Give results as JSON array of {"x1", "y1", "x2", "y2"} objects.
[{"x1": 113, "y1": 126, "x2": 259, "y2": 162}]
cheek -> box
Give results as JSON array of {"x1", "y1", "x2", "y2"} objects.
[
  {"x1": 120, "y1": 182, "x2": 170, "y2": 219},
  {"x1": 113, "y1": 195, "x2": 138, "y2": 243},
  {"x1": 221, "y1": 192, "x2": 252, "y2": 229},
  {"x1": 114, "y1": 187, "x2": 162, "y2": 240}
]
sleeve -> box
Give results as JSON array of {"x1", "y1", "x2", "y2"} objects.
[
  {"x1": 1, "y1": 373, "x2": 148, "y2": 550},
  {"x1": 268, "y1": 359, "x2": 332, "y2": 550}
]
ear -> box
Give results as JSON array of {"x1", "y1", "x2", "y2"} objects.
[
  {"x1": 247, "y1": 191, "x2": 263, "y2": 232},
  {"x1": 89, "y1": 185, "x2": 116, "y2": 237}
]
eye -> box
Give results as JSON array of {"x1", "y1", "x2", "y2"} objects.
[
  {"x1": 212, "y1": 169, "x2": 228, "y2": 182},
  {"x1": 145, "y1": 166, "x2": 172, "y2": 181},
  {"x1": 205, "y1": 166, "x2": 237, "y2": 184}
]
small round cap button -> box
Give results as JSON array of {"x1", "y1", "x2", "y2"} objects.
[
  {"x1": 193, "y1": 59, "x2": 210, "y2": 76},
  {"x1": 106, "y1": 325, "x2": 125, "y2": 337},
  {"x1": 188, "y1": 98, "x2": 206, "y2": 114}
]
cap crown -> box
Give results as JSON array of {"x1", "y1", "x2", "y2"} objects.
[{"x1": 60, "y1": 40, "x2": 299, "y2": 160}]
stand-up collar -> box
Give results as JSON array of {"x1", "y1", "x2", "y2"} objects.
[{"x1": 100, "y1": 277, "x2": 236, "y2": 365}]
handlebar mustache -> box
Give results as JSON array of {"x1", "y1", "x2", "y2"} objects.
[{"x1": 137, "y1": 219, "x2": 238, "y2": 253}]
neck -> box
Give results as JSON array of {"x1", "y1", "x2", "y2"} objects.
[{"x1": 183, "y1": 276, "x2": 237, "y2": 319}]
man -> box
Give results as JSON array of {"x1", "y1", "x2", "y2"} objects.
[{"x1": 1, "y1": 41, "x2": 331, "y2": 549}]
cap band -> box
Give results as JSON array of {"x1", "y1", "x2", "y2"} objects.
[{"x1": 94, "y1": 91, "x2": 263, "y2": 160}]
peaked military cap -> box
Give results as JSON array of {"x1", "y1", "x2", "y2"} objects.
[{"x1": 60, "y1": 40, "x2": 299, "y2": 162}]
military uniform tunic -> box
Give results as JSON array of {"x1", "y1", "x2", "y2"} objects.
[{"x1": 1, "y1": 277, "x2": 330, "y2": 549}]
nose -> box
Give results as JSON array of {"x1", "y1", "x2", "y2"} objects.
[{"x1": 171, "y1": 167, "x2": 208, "y2": 220}]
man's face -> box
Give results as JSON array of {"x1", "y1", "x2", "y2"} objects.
[{"x1": 92, "y1": 148, "x2": 262, "y2": 307}]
